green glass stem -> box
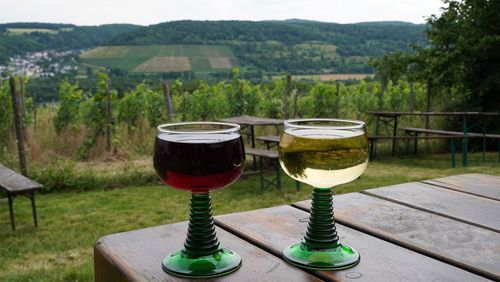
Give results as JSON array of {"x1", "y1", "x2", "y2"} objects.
[
  {"x1": 303, "y1": 188, "x2": 339, "y2": 249},
  {"x1": 162, "y1": 192, "x2": 241, "y2": 278},
  {"x1": 282, "y1": 187, "x2": 360, "y2": 270},
  {"x1": 184, "y1": 193, "x2": 220, "y2": 257}
]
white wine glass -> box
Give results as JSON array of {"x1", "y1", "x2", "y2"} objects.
[{"x1": 279, "y1": 118, "x2": 369, "y2": 270}]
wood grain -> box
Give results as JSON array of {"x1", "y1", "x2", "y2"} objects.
[
  {"x1": 0, "y1": 163, "x2": 42, "y2": 194},
  {"x1": 215, "y1": 205, "x2": 488, "y2": 282},
  {"x1": 293, "y1": 193, "x2": 500, "y2": 281},
  {"x1": 95, "y1": 222, "x2": 322, "y2": 282},
  {"x1": 424, "y1": 174, "x2": 500, "y2": 201},
  {"x1": 362, "y1": 182, "x2": 500, "y2": 232}
]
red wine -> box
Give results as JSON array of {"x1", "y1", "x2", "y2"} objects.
[{"x1": 153, "y1": 132, "x2": 245, "y2": 193}]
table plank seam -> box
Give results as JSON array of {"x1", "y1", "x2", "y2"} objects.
[
  {"x1": 289, "y1": 202, "x2": 499, "y2": 281},
  {"x1": 213, "y1": 217, "x2": 332, "y2": 282},
  {"x1": 360, "y1": 190, "x2": 500, "y2": 234},
  {"x1": 422, "y1": 179, "x2": 500, "y2": 202}
]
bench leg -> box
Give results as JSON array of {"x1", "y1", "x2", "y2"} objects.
[
  {"x1": 8, "y1": 194, "x2": 15, "y2": 231},
  {"x1": 274, "y1": 160, "x2": 281, "y2": 190},
  {"x1": 30, "y1": 191, "x2": 38, "y2": 227},
  {"x1": 462, "y1": 137, "x2": 468, "y2": 167},
  {"x1": 259, "y1": 157, "x2": 264, "y2": 192},
  {"x1": 450, "y1": 139, "x2": 456, "y2": 168},
  {"x1": 414, "y1": 133, "x2": 418, "y2": 154},
  {"x1": 392, "y1": 116, "x2": 398, "y2": 156}
]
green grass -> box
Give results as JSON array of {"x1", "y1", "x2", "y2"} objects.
[
  {"x1": 1, "y1": 153, "x2": 499, "y2": 281},
  {"x1": 80, "y1": 45, "x2": 237, "y2": 73}
]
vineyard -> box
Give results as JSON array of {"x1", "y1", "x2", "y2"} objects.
[
  {"x1": 1, "y1": 70, "x2": 458, "y2": 178},
  {"x1": 80, "y1": 45, "x2": 237, "y2": 73}
]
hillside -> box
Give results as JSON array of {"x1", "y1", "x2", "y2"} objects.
[
  {"x1": 80, "y1": 45, "x2": 237, "y2": 73},
  {"x1": 98, "y1": 20, "x2": 426, "y2": 74},
  {"x1": 0, "y1": 23, "x2": 140, "y2": 63},
  {"x1": 0, "y1": 20, "x2": 426, "y2": 75}
]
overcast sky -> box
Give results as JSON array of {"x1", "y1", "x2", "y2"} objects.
[{"x1": 1, "y1": 0, "x2": 444, "y2": 26}]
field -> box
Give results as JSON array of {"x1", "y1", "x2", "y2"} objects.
[
  {"x1": 6, "y1": 28, "x2": 58, "y2": 35},
  {"x1": 274, "y1": 73, "x2": 374, "y2": 81},
  {"x1": 80, "y1": 45, "x2": 237, "y2": 73}
]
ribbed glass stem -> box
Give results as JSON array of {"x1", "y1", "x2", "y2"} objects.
[
  {"x1": 303, "y1": 188, "x2": 339, "y2": 249},
  {"x1": 183, "y1": 193, "x2": 220, "y2": 257}
]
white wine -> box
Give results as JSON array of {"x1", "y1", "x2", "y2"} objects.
[{"x1": 279, "y1": 128, "x2": 368, "y2": 188}]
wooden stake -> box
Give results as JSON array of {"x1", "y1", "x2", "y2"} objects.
[
  {"x1": 284, "y1": 74, "x2": 291, "y2": 119},
  {"x1": 105, "y1": 79, "x2": 111, "y2": 152},
  {"x1": 292, "y1": 89, "x2": 299, "y2": 118},
  {"x1": 9, "y1": 77, "x2": 28, "y2": 176},
  {"x1": 162, "y1": 80, "x2": 174, "y2": 121}
]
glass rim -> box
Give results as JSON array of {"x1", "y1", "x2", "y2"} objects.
[
  {"x1": 284, "y1": 118, "x2": 365, "y2": 130},
  {"x1": 157, "y1": 121, "x2": 241, "y2": 134}
]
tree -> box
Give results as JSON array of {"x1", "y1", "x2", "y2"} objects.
[{"x1": 425, "y1": 0, "x2": 499, "y2": 110}]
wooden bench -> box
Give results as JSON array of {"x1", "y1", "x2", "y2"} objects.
[
  {"x1": 245, "y1": 148, "x2": 281, "y2": 191},
  {"x1": 0, "y1": 163, "x2": 42, "y2": 230},
  {"x1": 256, "y1": 135, "x2": 280, "y2": 149},
  {"x1": 400, "y1": 127, "x2": 500, "y2": 163}
]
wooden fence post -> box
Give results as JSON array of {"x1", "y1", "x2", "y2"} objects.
[
  {"x1": 335, "y1": 81, "x2": 340, "y2": 118},
  {"x1": 162, "y1": 80, "x2": 174, "y2": 121},
  {"x1": 425, "y1": 78, "x2": 432, "y2": 129},
  {"x1": 105, "y1": 78, "x2": 111, "y2": 152},
  {"x1": 292, "y1": 89, "x2": 299, "y2": 118},
  {"x1": 284, "y1": 74, "x2": 291, "y2": 119},
  {"x1": 33, "y1": 93, "x2": 37, "y2": 130},
  {"x1": 9, "y1": 77, "x2": 28, "y2": 176},
  {"x1": 182, "y1": 91, "x2": 187, "y2": 121},
  {"x1": 18, "y1": 77, "x2": 26, "y2": 137}
]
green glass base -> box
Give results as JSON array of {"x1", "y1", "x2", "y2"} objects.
[
  {"x1": 283, "y1": 242, "x2": 360, "y2": 270},
  {"x1": 162, "y1": 248, "x2": 242, "y2": 278}
]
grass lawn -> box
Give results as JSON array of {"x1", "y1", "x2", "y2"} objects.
[{"x1": 1, "y1": 153, "x2": 499, "y2": 281}]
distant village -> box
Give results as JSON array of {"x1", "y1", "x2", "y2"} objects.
[{"x1": 0, "y1": 50, "x2": 80, "y2": 79}]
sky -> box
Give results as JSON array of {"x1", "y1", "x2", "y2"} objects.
[{"x1": 1, "y1": 0, "x2": 444, "y2": 26}]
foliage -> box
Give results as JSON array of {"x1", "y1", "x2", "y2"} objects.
[
  {"x1": 370, "y1": 0, "x2": 500, "y2": 112},
  {"x1": 77, "y1": 73, "x2": 117, "y2": 160},
  {"x1": 0, "y1": 23, "x2": 139, "y2": 63},
  {"x1": 53, "y1": 80, "x2": 83, "y2": 134},
  {"x1": 0, "y1": 81, "x2": 12, "y2": 144}
]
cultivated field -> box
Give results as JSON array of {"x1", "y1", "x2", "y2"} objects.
[
  {"x1": 6, "y1": 28, "x2": 58, "y2": 34},
  {"x1": 80, "y1": 45, "x2": 237, "y2": 73},
  {"x1": 274, "y1": 73, "x2": 374, "y2": 81}
]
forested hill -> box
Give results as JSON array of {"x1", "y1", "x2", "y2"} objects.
[
  {"x1": 0, "y1": 23, "x2": 139, "y2": 63},
  {"x1": 104, "y1": 20, "x2": 425, "y2": 73},
  {"x1": 108, "y1": 20, "x2": 425, "y2": 57}
]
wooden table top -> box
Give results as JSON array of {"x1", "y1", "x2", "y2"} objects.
[
  {"x1": 0, "y1": 163, "x2": 42, "y2": 194},
  {"x1": 95, "y1": 173, "x2": 500, "y2": 281},
  {"x1": 218, "y1": 115, "x2": 284, "y2": 126}
]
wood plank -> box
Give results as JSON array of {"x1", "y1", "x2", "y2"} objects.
[
  {"x1": 245, "y1": 148, "x2": 278, "y2": 158},
  {"x1": 0, "y1": 163, "x2": 42, "y2": 193},
  {"x1": 424, "y1": 174, "x2": 500, "y2": 201},
  {"x1": 215, "y1": 205, "x2": 489, "y2": 282},
  {"x1": 362, "y1": 182, "x2": 500, "y2": 232},
  {"x1": 95, "y1": 222, "x2": 321, "y2": 282},
  {"x1": 293, "y1": 193, "x2": 500, "y2": 281},
  {"x1": 219, "y1": 115, "x2": 283, "y2": 126}
]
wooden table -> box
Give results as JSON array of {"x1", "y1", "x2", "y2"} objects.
[
  {"x1": 218, "y1": 115, "x2": 283, "y2": 170},
  {"x1": 366, "y1": 111, "x2": 499, "y2": 164},
  {"x1": 95, "y1": 173, "x2": 500, "y2": 281},
  {"x1": 0, "y1": 163, "x2": 42, "y2": 230}
]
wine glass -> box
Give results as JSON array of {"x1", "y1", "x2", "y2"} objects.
[
  {"x1": 153, "y1": 122, "x2": 245, "y2": 278},
  {"x1": 279, "y1": 118, "x2": 369, "y2": 270}
]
